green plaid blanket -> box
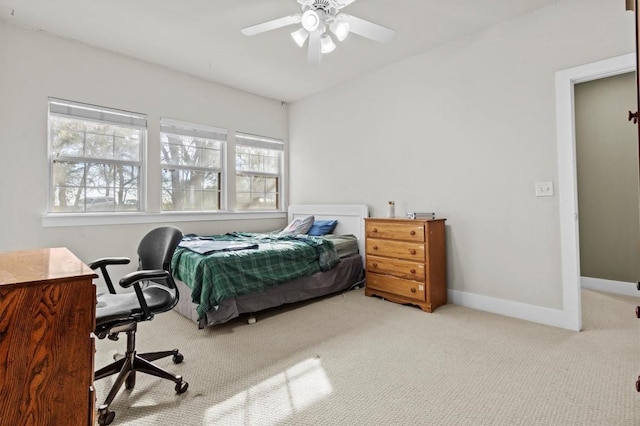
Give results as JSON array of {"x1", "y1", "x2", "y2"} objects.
[{"x1": 171, "y1": 232, "x2": 339, "y2": 320}]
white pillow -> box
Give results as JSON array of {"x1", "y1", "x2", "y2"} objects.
[{"x1": 279, "y1": 215, "x2": 314, "y2": 236}]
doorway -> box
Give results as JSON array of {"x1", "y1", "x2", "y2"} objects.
[
  {"x1": 555, "y1": 53, "x2": 636, "y2": 331},
  {"x1": 574, "y1": 72, "x2": 640, "y2": 290}
]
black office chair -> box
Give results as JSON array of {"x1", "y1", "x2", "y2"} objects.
[{"x1": 89, "y1": 226, "x2": 188, "y2": 425}]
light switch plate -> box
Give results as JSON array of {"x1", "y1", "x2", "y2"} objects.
[{"x1": 535, "y1": 181, "x2": 554, "y2": 197}]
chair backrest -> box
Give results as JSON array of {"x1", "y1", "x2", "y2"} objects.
[{"x1": 137, "y1": 226, "x2": 183, "y2": 273}]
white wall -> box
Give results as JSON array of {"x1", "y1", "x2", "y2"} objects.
[
  {"x1": 289, "y1": 0, "x2": 635, "y2": 323},
  {"x1": 0, "y1": 21, "x2": 288, "y2": 287}
]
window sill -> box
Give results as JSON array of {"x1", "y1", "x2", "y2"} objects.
[{"x1": 41, "y1": 210, "x2": 288, "y2": 228}]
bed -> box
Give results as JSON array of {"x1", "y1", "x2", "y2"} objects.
[{"x1": 172, "y1": 204, "x2": 369, "y2": 327}]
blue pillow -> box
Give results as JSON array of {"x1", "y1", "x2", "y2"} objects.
[{"x1": 308, "y1": 220, "x2": 338, "y2": 236}]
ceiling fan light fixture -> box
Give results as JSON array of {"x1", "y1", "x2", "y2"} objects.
[
  {"x1": 240, "y1": 0, "x2": 396, "y2": 63},
  {"x1": 301, "y1": 10, "x2": 321, "y2": 32},
  {"x1": 320, "y1": 33, "x2": 336, "y2": 54},
  {"x1": 291, "y1": 27, "x2": 309, "y2": 47},
  {"x1": 330, "y1": 19, "x2": 350, "y2": 41}
]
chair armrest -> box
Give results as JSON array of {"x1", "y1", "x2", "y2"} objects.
[
  {"x1": 119, "y1": 269, "x2": 170, "y2": 321},
  {"x1": 88, "y1": 257, "x2": 131, "y2": 294},
  {"x1": 87, "y1": 257, "x2": 131, "y2": 270},
  {"x1": 119, "y1": 269, "x2": 169, "y2": 288}
]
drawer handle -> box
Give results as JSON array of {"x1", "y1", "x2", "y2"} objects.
[
  {"x1": 373, "y1": 246, "x2": 378, "y2": 250},
  {"x1": 409, "y1": 249, "x2": 416, "y2": 255},
  {"x1": 410, "y1": 269, "x2": 416, "y2": 274},
  {"x1": 372, "y1": 263, "x2": 378, "y2": 268},
  {"x1": 410, "y1": 287, "x2": 417, "y2": 293},
  {"x1": 410, "y1": 230, "x2": 416, "y2": 236},
  {"x1": 372, "y1": 228, "x2": 378, "y2": 233}
]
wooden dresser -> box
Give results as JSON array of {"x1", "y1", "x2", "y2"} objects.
[
  {"x1": 364, "y1": 218, "x2": 447, "y2": 312},
  {"x1": 0, "y1": 247, "x2": 97, "y2": 425}
]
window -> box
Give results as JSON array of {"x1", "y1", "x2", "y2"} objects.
[
  {"x1": 48, "y1": 98, "x2": 145, "y2": 213},
  {"x1": 160, "y1": 119, "x2": 226, "y2": 211},
  {"x1": 235, "y1": 132, "x2": 284, "y2": 210}
]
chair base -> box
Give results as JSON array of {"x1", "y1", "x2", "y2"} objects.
[{"x1": 94, "y1": 323, "x2": 188, "y2": 425}]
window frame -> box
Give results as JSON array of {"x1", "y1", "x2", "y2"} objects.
[
  {"x1": 42, "y1": 100, "x2": 288, "y2": 227},
  {"x1": 159, "y1": 118, "x2": 227, "y2": 212},
  {"x1": 47, "y1": 98, "x2": 147, "y2": 214},
  {"x1": 235, "y1": 132, "x2": 285, "y2": 211}
]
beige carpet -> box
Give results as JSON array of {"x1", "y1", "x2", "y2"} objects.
[{"x1": 94, "y1": 289, "x2": 640, "y2": 425}]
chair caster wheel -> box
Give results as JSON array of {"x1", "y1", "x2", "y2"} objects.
[
  {"x1": 173, "y1": 352, "x2": 184, "y2": 364},
  {"x1": 97, "y1": 407, "x2": 115, "y2": 425},
  {"x1": 175, "y1": 380, "x2": 189, "y2": 394}
]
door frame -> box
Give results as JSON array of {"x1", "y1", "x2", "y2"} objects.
[{"x1": 555, "y1": 52, "x2": 635, "y2": 331}]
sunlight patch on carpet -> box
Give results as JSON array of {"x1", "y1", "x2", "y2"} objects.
[{"x1": 205, "y1": 357, "x2": 332, "y2": 425}]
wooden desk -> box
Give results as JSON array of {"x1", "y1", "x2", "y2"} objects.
[{"x1": 0, "y1": 247, "x2": 97, "y2": 425}]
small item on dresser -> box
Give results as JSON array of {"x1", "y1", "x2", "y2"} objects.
[
  {"x1": 406, "y1": 212, "x2": 436, "y2": 220},
  {"x1": 387, "y1": 201, "x2": 395, "y2": 218}
]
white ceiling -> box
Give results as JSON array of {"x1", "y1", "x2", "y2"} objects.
[{"x1": 0, "y1": 0, "x2": 559, "y2": 103}]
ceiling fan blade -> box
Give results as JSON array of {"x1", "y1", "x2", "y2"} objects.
[
  {"x1": 241, "y1": 14, "x2": 302, "y2": 36},
  {"x1": 334, "y1": 0, "x2": 358, "y2": 8},
  {"x1": 307, "y1": 30, "x2": 322, "y2": 64},
  {"x1": 342, "y1": 14, "x2": 395, "y2": 43}
]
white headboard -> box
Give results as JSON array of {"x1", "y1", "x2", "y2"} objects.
[{"x1": 288, "y1": 204, "x2": 369, "y2": 257}]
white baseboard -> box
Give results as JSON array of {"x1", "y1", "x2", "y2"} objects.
[
  {"x1": 448, "y1": 279, "x2": 639, "y2": 331},
  {"x1": 581, "y1": 277, "x2": 639, "y2": 298},
  {"x1": 448, "y1": 289, "x2": 579, "y2": 331}
]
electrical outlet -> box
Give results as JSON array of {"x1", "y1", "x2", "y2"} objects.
[{"x1": 535, "y1": 181, "x2": 554, "y2": 197}]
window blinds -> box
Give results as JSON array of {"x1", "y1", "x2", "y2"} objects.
[
  {"x1": 48, "y1": 98, "x2": 147, "y2": 128},
  {"x1": 235, "y1": 132, "x2": 284, "y2": 151},
  {"x1": 160, "y1": 118, "x2": 227, "y2": 141}
]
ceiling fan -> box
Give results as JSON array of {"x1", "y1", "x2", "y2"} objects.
[{"x1": 241, "y1": 0, "x2": 395, "y2": 64}]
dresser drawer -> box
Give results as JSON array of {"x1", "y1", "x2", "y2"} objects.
[
  {"x1": 366, "y1": 255, "x2": 425, "y2": 281},
  {"x1": 366, "y1": 221, "x2": 425, "y2": 242},
  {"x1": 366, "y1": 238, "x2": 425, "y2": 261},
  {"x1": 366, "y1": 273, "x2": 425, "y2": 302}
]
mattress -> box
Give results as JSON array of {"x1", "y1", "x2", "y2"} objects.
[
  {"x1": 173, "y1": 252, "x2": 364, "y2": 327},
  {"x1": 324, "y1": 234, "x2": 359, "y2": 258}
]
